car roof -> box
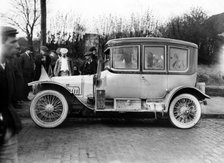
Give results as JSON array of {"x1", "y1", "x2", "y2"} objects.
[{"x1": 106, "y1": 37, "x2": 198, "y2": 48}]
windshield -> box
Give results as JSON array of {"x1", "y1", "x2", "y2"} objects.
[{"x1": 112, "y1": 46, "x2": 139, "y2": 70}]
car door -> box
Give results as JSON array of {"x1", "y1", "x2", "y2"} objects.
[
  {"x1": 105, "y1": 45, "x2": 142, "y2": 98},
  {"x1": 167, "y1": 46, "x2": 195, "y2": 90},
  {"x1": 141, "y1": 45, "x2": 168, "y2": 99}
]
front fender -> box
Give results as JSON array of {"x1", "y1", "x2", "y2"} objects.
[
  {"x1": 164, "y1": 86, "x2": 210, "y2": 112},
  {"x1": 28, "y1": 80, "x2": 94, "y2": 110},
  {"x1": 28, "y1": 80, "x2": 73, "y2": 94}
]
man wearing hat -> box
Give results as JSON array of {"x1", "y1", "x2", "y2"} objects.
[
  {"x1": 20, "y1": 46, "x2": 35, "y2": 101},
  {"x1": 54, "y1": 48, "x2": 73, "y2": 76},
  {"x1": 0, "y1": 26, "x2": 22, "y2": 162},
  {"x1": 80, "y1": 51, "x2": 97, "y2": 75}
]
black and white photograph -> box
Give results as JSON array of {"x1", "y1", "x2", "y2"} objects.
[{"x1": 0, "y1": 0, "x2": 224, "y2": 162}]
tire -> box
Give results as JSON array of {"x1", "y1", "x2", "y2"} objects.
[
  {"x1": 30, "y1": 90, "x2": 69, "y2": 128},
  {"x1": 169, "y1": 94, "x2": 201, "y2": 129}
]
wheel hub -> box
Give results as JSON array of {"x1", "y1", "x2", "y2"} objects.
[
  {"x1": 45, "y1": 104, "x2": 54, "y2": 112},
  {"x1": 180, "y1": 106, "x2": 188, "y2": 113}
]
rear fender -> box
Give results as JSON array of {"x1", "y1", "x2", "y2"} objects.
[{"x1": 164, "y1": 86, "x2": 210, "y2": 112}]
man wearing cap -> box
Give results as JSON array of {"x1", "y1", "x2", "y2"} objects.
[
  {"x1": 0, "y1": 26, "x2": 22, "y2": 162},
  {"x1": 54, "y1": 48, "x2": 73, "y2": 76},
  {"x1": 80, "y1": 51, "x2": 97, "y2": 75},
  {"x1": 88, "y1": 46, "x2": 97, "y2": 62},
  {"x1": 56, "y1": 47, "x2": 61, "y2": 57},
  {"x1": 20, "y1": 47, "x2": 35, "y2": 101},
  {"x1": 88, "y1": 46, "x2": 98, "y2": 72}
]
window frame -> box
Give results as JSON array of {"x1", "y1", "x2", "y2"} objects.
[
  {"x1": 168, "y1": 46, "x2": 190, "y2": 73},
  {"x1": 110, "y1": 45, "x2": 141, "y2": 72},
  {"x1": 142, "y1": 45, "x2": 167, "y2": 73}
]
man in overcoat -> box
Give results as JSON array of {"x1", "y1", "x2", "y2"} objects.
[
  {"x1": 0, "y1": 26, "x2": 22, "y2": 162},
  {"x1": 80, "y1": 52, "x2": 97, "y2": 75},
  {"x1": 20, "y1": 47, "x2": 35, "y2": 100}
]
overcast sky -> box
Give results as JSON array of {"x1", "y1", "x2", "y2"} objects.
[
  {"x1": 1, "y1": 0, "x2": 224, "y2": 35},
  {"x1": 1, "y1": 0, "x2": 224, "y2": 21},
  {"x1": 47, "y1": 0, "x2": 224, "y2": 21}
]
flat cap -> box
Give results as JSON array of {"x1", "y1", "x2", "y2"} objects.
[
  {"x1": 84, "y1": 51, "x2": 92, "y2": 56},
  {"x1": 40, "y1": 46, "x2": 49, "y2": 52},
  {"x1": 56, "y1": 48, "x2": 61, "y2": 54},
  {"x1": 0, "y1": 26, "x2": 18, "y2": 36},
  {"x1": 24, "y1": 46, "x2": 32, "y2": 51},
  {"x1": 88, "y1": 46, "x2": 96, "y2": 52}
]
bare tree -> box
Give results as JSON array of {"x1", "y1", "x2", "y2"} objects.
[
  {"x1": 46, "y1": 12, "x2": 86, "y2": 58},
  {"x1": 93, "y1": 9, "x2": 161, "y2": 38},
  {"x1": 47, "y1": 12, "x2": 86, "y2": 44},
  {"x1": 1, "y1": 0, "x2": 40, "y2": 48}
]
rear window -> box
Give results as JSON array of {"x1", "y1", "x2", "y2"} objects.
[
  {"x1": 169, "y1": 47, "x2": 188, "y2": 71},
  {"x1": 112, "y1": 46, "x2": 139, "y2": 70}
]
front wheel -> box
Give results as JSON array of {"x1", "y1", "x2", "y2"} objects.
[
  {"x1": 169, "y1": 94, "x2": 201, "y2": 129},
  {"x1": 30, "y1": 90, "x2": 69, "y2": 128}
]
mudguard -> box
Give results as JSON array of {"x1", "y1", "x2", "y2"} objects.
[
  {"x1": 164, "y1": 86, "x2": 210, "y2": 112},
  {"x1": 28, "y1": 80, "x2": 95, "y2": 110}
]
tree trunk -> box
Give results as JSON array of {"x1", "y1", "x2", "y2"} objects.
[
  {"x1": 27, "y1": 36, "x2": 33, "y2": 50},
  {"x1": 40, "y1": 0, "x2": 47, "y2": 46}
]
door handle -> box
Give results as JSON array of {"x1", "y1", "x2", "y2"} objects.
[{"x1": 141, "y1": 76, "x2": 150, "y2": 84}]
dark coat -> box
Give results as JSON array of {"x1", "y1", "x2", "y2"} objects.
[
  {"x1": 20, "y1": 52, "x2": 35, "y2": 80},
  {"x1": 0, "y1": 61, "x2": 22, "y2": 136},
  {"x1": 12, "y1": 56, "x2": 24, "y2": 101},
  {"x1": 80, "y1": 60, "x2": 97, "y2": 75},
  {"x1": 41, "y1": 54, "x2": 51, "y2": 73},
  {"x1": 34, "y1": 53, "x2": 42, "y2": 80}
]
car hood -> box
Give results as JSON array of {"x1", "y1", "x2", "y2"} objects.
[{"x1": 51, "y1": 75, "x2": 94, "y2": 98}]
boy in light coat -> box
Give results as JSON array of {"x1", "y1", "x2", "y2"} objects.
[{"x1": 54, "y1": 48, "x2": 73, "y2": 76}]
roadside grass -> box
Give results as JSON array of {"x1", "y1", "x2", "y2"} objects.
[
  {"x1": 197, "y1": 64, "x2": 224, "y2": 96},
  {"x1": 197, "y1": 64, "x2": 224, "y2": 86}
]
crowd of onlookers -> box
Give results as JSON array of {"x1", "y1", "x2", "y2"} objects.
[
  {"x1": 1, "y1": 26, "x2": 99, "y2": 162},
  {"x1": 12, "y1": 45, "x2": 98, "y2": 109}
]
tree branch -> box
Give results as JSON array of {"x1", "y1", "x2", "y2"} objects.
[{"x1": 5, "y1": 16, "x2": 26, "y2": 33}]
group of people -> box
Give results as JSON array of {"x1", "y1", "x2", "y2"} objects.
[
  {"x1": 8, "y1": 43, "x2": 98, "y2": 109},
  {"x1": 36, "y1": 46, "x2": 98, "y2": 77},
  {"x1": 0, "y1": 25, "x2": 99, "y2": 162},
  {"x1": 49, "y1": 46, "x2": 97, "y2": 77}
]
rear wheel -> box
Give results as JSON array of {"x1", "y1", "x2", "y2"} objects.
[
  {"x1": 169, "y1": 94, "x2": 201, "y2": 129},
  {"x1": 30, "y1": 90, "x2": 68, "y2": 128}
]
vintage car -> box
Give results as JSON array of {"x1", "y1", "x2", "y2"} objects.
[{"x1": 29, "y1": 37, "x2": 209, "y2": 129}]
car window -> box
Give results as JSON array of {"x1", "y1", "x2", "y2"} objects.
[
  {"x1": 169, "y1": 47, "x2": 188, "y2": 71},
  {"x1": 144, "y1": 46, "x2": 165, "y2": 70},
  {"x1": 112, "y1": 46, "x2": 138, "y2": 69}
]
